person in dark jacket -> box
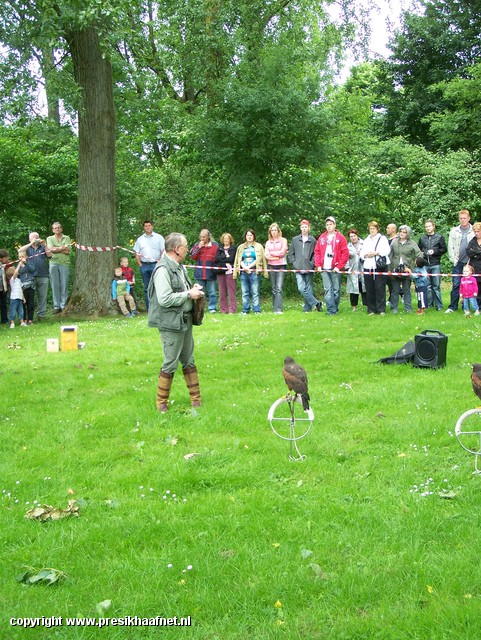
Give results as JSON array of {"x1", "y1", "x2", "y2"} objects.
[
  {"x1": 466, "y1": 222, "x2": 481, "y2": 311},
  {"x1": 418, "y1": 219, "x2": 447, "y2": 311},
  {"x1": 287, "y1": 220, "x2": 322, "y2": 313},
  {"x1": 214, "y1": 233, "x2": 237, "y2": 314}
]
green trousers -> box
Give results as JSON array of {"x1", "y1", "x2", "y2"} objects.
[{"x1": 159, "y1": 316, "x2": 195, "y2": 374}]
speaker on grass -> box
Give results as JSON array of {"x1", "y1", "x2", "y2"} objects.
[{"x1": 414, "y1": 329, "x2": 448, "y2": 369}]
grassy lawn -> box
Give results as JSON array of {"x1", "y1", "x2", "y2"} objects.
[{"x1": 2, "y1": 294, "x2": 481, "y2": 639}]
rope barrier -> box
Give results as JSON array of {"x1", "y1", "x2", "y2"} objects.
[{"x1": 70, "y1": 242, "x2": 478, "y2": 279}]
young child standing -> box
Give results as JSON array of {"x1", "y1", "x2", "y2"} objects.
[
  {"x1": 411, "y1": 256, "x2": 429, "y2": 315},
  {"x1": 120, "y1": 256, "x2": 137, "y2": 305},
  {"x1": 112, "y1": 267, "x2": 137, "y2": 317},
  {"x1": 6, "y1": 264, "x2": 26, "y2": 327},
  {"x1": 460, "y1": 264, "x2": 479, "y2": 317}
]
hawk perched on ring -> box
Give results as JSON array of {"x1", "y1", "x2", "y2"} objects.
[
  {"x1": 283, "y1": 356, "x2": 310, "y2": 411},
  {"x1": 471, "y1": 363, "x2": 481, "y2": 404}
]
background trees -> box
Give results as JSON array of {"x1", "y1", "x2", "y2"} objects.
[{"x1": 0, "y1": 0, "x2": 480, "y2": 314}]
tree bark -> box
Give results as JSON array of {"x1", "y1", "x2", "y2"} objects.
[{"x1": 65, "y1": 26, "x2": 117, "y2": 315}]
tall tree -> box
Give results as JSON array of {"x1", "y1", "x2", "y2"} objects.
[
  {"x1": 379, "y1": 0, "x2": 481, "y2": 147},
  {"x1": 0, "y1": 0, "x2": 120, "y2": 314}
]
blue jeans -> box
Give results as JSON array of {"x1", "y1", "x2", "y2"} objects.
[
  {"x1": 49, "y1": 263, "x2": 69, "y2": 310},
  {"x1": 448, "y1": 261, "x2": 465, "y2": 311},
  {"x1": 9, "y1": 298, "x2": 24, "y2": 322},
  {"x1": 240, "y1": 272, "x2": 261, "y2": 313},
  {"x1": 463, "y1": 298, "x2": 479, "y2": 313},
  {"x1": 269, "y1": 266, "x2": 285, "y2": 312},
  {"x1": 321, "y1": 270, "x2": 342, "y2": 314},
  {"x1": 294, "y1": 272, "x2": 319, "y2": 311},
  {"x1": 426, "y1": 264, "x2": 442, "y2": 309},
  {"x1": 140, "y1": 263, "x2": 156, "y2": 310},
  {"x1": 196, "y1": 279, "x2": 217, "y2": 312}
]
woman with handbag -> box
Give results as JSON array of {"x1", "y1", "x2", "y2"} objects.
[{"x1": 360, "y1": 221, "x2": 390, "y2": 315}]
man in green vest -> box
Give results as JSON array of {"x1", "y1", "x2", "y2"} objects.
[{"x1": 148, "y1": 233, "x2": 204, "y2": 413}]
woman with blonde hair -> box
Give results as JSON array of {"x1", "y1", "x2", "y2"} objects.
[{"x1": 265, "y1": 223, "x2": 288, "y2": 314}]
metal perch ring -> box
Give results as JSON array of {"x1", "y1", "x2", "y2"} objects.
[
  {"x1": 455, "y1": 407, "x2": 481, "y2": 473},
  {"x1": 267, "y1": 395, "x2": 314, "y2": 461}
]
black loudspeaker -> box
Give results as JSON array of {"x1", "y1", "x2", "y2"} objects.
[{"x1": 414, "y1": 329, "x2": 448, "y2": 368}]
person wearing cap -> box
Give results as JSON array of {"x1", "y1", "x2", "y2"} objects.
[
  {"x1": 314, "y1": 217, "x2": 349, "y2": 315},
  {"x1": 287, "y1": 220, "x2": 322, "y2": 313}
]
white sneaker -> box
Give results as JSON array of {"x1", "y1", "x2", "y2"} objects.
[
  {"x1": 10, "y1": 322, "x2": 14, "y2": 329},
  {"x1": 445, "y1": 308, "x2": 454, "y2": 314},
  {"x1": 475, "y1": 310, "x2": 480, "y2": 316}
]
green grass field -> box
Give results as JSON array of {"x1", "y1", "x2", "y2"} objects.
[{"x1": 2, "y1": 295, "x2": 481, "y2": 639}]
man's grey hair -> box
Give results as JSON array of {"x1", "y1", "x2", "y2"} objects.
[
  {"x1": 165, "y1": 233, "x2": 187, "y2": 252},
  {"x1": 200, "y1": 229, "x2": 212, "y2": 242}
]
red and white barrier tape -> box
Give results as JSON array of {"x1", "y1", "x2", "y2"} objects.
[{"x1": 70, "y1": 243, "x2": 480, "y2": 278}]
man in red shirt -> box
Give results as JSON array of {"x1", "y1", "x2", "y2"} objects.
[
  {"x1": 314, "y1": 216, "x2": 349, "y2": 315},
  {"x1": 189, "y1": 229, "x2": 219, "y2": 313}
]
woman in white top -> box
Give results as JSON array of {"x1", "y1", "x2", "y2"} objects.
[{"x1": 360, "y1": 220, "x2": 390, "y2": 315}]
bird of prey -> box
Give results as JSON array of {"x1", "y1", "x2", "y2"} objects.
[
  {"x1": 471, "y1": 363, "x2": 481, "y2": 404},
  {"x1": 283, "y1": 356, "x2": 310, "y2": 411}
]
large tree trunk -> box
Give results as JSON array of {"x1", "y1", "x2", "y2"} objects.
[{"x1": 65, "y1": 27, "x2": 117, "y2": 315}]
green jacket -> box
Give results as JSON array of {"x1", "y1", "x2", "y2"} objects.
[
  {"x1": 389, "y1": 238, "x2": 422, "y2": 271},
  {"x1": 148, "y1": 255, "x2": 193, "y2": 332}
]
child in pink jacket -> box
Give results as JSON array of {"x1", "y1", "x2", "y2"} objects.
[{"x1": 460, "y1": 264, "x2": 479, "y2": 317}]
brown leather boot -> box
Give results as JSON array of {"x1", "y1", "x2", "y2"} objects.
[
  {"x1": 157, "y1": 370, "x2": 174, "y2": 413},
  {"x1": 183, "y1": 366, "x2": 201, "y2": 407}
]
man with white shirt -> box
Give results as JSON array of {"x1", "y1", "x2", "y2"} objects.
[
  {"x1": 314, "y1": 216, "x2": 349, "y2": 315},
  {"x1": 134, "y1": 220, "x2": 165, "y2": 310}
]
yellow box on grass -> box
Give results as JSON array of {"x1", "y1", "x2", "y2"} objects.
[{"x1": 61, "y1": 326, "x2": 78, "y2": 351}]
